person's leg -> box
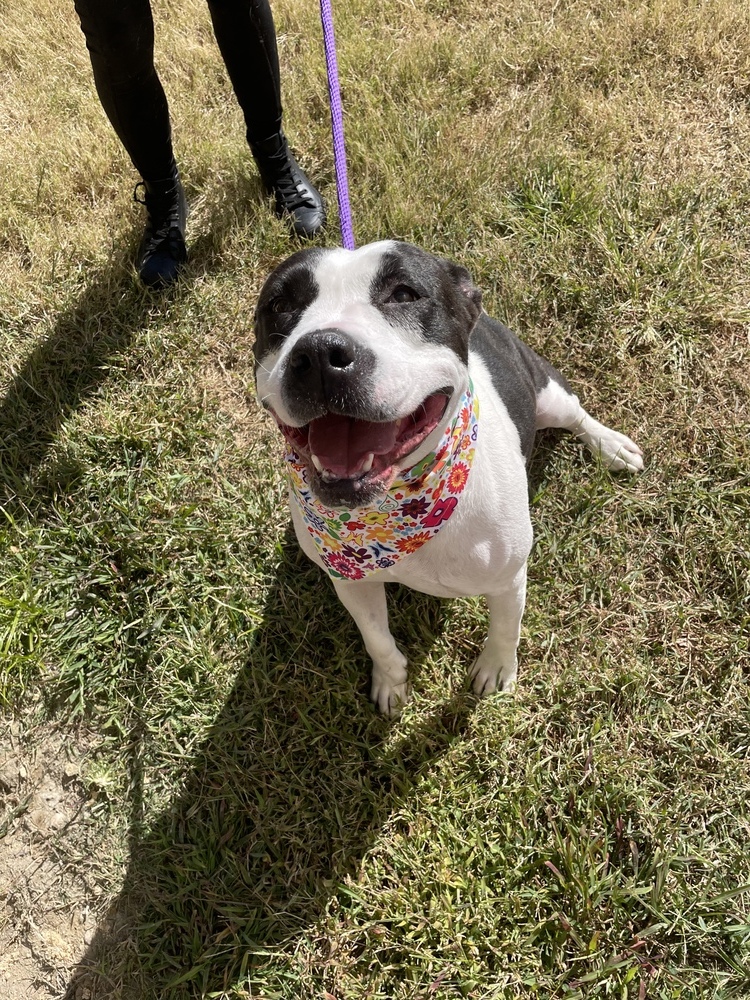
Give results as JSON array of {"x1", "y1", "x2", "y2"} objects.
[
  {"x1": 205, "y1": 0, "x2": 283, "y2": 142},
  {"x1": 74, "y1": 0, "x2": 187, "y2": 286},
  {"x1": 74, "y1": 0, "x2": 173, "y2": 181},
  {"x1": 206, "y1": 0, "x2": 326, "y2": 237}
]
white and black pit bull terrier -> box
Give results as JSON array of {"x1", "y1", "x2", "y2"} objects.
[{"x1": 254, "y1": 241, "x2": 643, "y2": 715}]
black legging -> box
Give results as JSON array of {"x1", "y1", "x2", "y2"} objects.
[{"x1": 74, "y1": 0, "x2": 284, "y2": 183}]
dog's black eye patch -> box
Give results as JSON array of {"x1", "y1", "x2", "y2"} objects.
[
  {"x1": 254, "y1": 252, "x2": 322, "y2": 362},
  {"x1": 386, "y1": 284, "x2": 421, "y2": 304}
]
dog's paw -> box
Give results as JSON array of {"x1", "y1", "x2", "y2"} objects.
[
  {"x1": 469, "y1": 656, "x2": 517, "y2": 698},
  {"x1": 370, "y1": 674, "x2": 410, "y2": 717},
  {"x1": 592, "y1": 428, "x2": 644, "y2": 474}
]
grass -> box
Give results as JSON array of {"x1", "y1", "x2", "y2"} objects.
[{"x1": 1, "y1": 0, "x2": 749, "y2": 997}]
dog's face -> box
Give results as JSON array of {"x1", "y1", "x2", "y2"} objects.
[{"x1": 254, "y1": 240, "x2": 482, "y2": 507}]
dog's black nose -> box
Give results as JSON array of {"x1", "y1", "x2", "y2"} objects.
[
  {"x1": 288, "y1": 330, "x2": 356, "y2": 378},
  {"x1": 285, "y1": 329, "x2": 374, "y2": 412}
]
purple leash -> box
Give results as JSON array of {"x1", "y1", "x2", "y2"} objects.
[{"x1": 319, "y1": 0, "x2": 356, "y2": 250}]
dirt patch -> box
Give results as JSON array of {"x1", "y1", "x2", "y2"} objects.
[{"x1": 0, "y1": 722, "x2": 108, "y2": 1000}]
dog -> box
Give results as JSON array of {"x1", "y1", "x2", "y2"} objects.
[{"x1": 254, "y1": 241, "x2": 643, "y2": 715}]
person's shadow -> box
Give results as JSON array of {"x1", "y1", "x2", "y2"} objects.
[
  {"x1": 0, "y1": 166, "x2": 296, "y2": 512},
  {"x1": 0, "y1": 267, "x2": 148, "y2": 507}
]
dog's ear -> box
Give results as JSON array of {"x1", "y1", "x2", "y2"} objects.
[
  {"x1": 442, "y1": 259, "x2": 483, "y2": 327},
  {"x1": 455, "y1": 264, "x2": 483, "y2": 312}
]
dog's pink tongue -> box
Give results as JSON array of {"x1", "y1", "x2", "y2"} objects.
[{"x1": 308, "y1": 414, "x2": 399, "y2": 476}]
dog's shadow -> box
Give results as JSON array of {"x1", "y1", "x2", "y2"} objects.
[
  {"x1": 63, "y1": 438, "x2": 566, "y2": 999},
  {"x1": 63, "y1": 530, "x2": 474, "y2": 999},
  {"x1": 0, "y1": 239, "x2": 465, "y2": 997}
]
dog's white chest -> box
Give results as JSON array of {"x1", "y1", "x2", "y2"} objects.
[{"x1": 291, "y1": 357, "x2": 533, "y2": 600}]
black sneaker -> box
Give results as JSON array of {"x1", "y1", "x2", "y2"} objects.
[
  {"x1": 250, "y1": 132, "x2": 326, "y2": 238},
  {"x1": 134, "y1": 167, "x2": 188, "y2": 288}
]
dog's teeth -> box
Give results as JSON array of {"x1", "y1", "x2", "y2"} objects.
[
  {"x1": 311, "y1": 454, "x2": 323, "y2": 473},
  {"x1": 361, "y1": 453, "x2": 375, "y2": 473}
]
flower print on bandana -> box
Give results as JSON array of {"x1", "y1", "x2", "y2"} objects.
[
  {"x1": 395, "y1": 531, "x2": 433, "y2": 554},
  {"x1": 400, "y1": 496, "x2": 431, "y2": 519},
  {"x1": 421, "y1": 496, "x2": 458, "y2": 528},
  {"x1": 326, "y1": 551, "x2": 366, "y2": 579},
  {"x1": 341, "y1": 544, "x2": 372, "y2": 565},
  {"x1": 287, "y1": 381, "x2": 480, "y2": 581},
  {"x1": 447, "y1": 461, "x2": 470, "y2": 494},
  {"x1": 364, "y1": 524, "x2": 393, "y2": 545}
]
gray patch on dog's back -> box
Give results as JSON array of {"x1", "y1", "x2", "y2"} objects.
[{"x1": 471, "y1": 314, "x2": 571, "y2": 460}]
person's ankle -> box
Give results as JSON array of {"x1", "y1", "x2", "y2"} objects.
[
  {"x1": 249, "y1": 132, "x2": 326, "y2": 239},
  {"x1": 134, "y1": 165, "x2": 188, "y2": 288}
]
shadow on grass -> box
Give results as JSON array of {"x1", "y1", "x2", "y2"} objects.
[
  {"x1": 63, "y1": 528, "x2": 473, "y2": 999},
  {"x1": 61, "y1": 435, "x2": 569, "y2": 999},
  {"x1": 0, "y1": 174, "x2": 278, "y2": 519},
  {"x1": 527, "y1": 427, "x2": 567, "y2": 498},
  {"x1": 0, "y1": 264, "x2": 152, "y2": 507}
]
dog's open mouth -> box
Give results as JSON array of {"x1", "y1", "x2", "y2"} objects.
[{"x1": 276, "y1": 390, "x2": 451, "y2": 492}]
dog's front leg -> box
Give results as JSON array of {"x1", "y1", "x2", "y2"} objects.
[
  {"x1": 470, "y1": 566, "x2": 527, "y2": 696},
  {"x1": 332, "y1": 578, "x2": 409, "y2": 716}
]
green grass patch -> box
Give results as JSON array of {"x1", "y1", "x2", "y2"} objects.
[{"x1": 1, "y1": 0, "x2": 749, "y2": 997}]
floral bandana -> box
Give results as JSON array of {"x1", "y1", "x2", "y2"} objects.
[{"x1": 286, "y1": 381, "x2": 479, "y2": 581}]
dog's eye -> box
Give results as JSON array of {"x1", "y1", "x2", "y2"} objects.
[
  {"x1": 387, "y1": 284, "x2": 420, "y2": 304},
  {"x1": 270, "y1": 297, "x2": 293, "y2": 315}
]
